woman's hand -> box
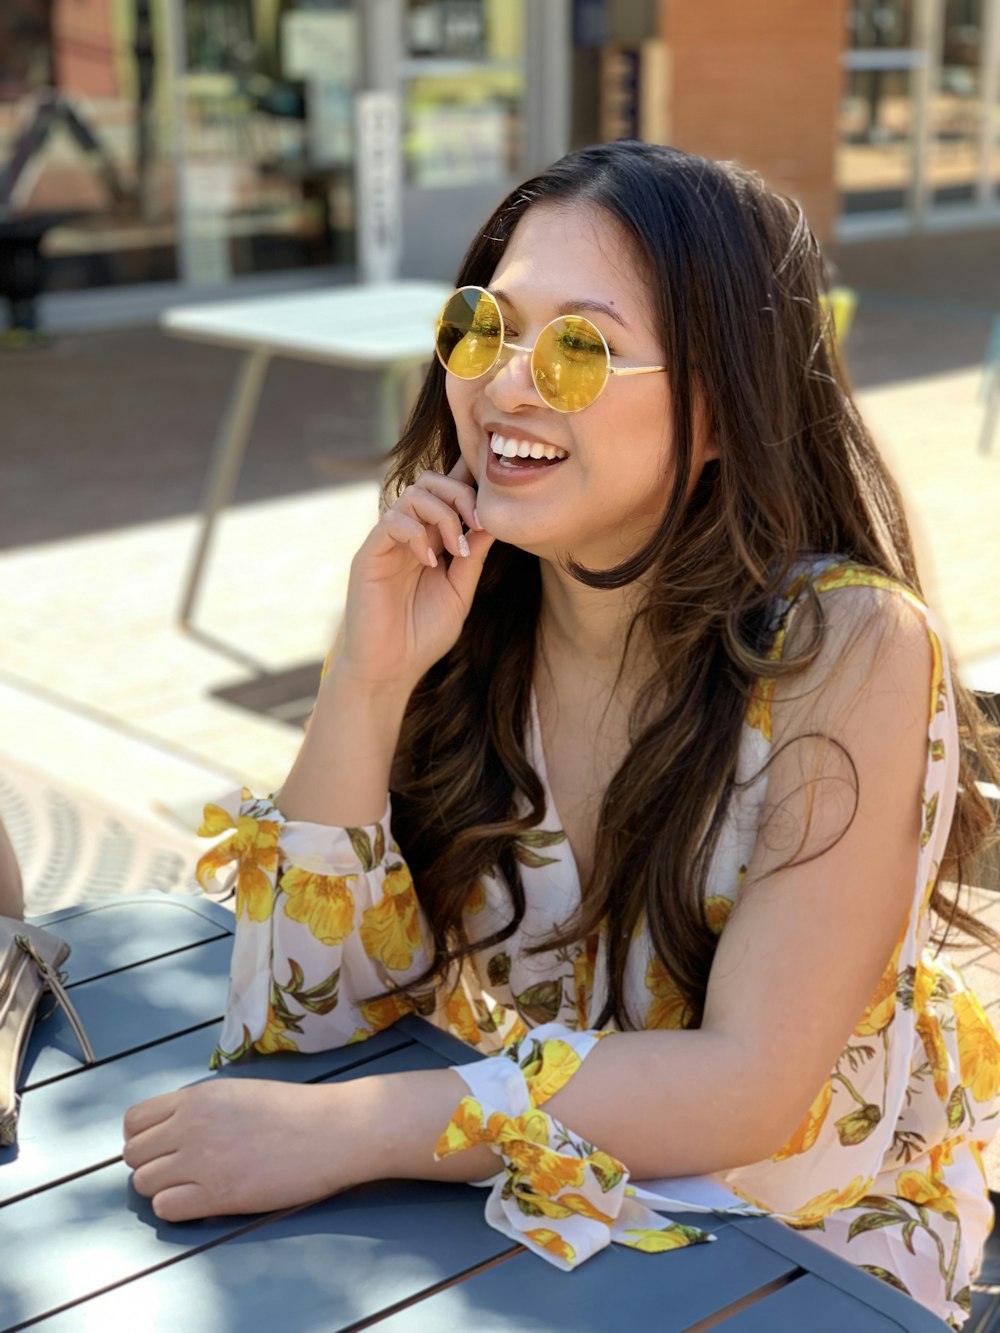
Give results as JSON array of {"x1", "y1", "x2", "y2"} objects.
[
  {"x1": 123, "y1": 1079, "x2": 356, "y2": 1221},
  {"x1": 122, "y1": 1069, "x2": 497, "y2": 1222},
  {"x1": 333, "y1": 459, "x2": 495, "y2": 693}
]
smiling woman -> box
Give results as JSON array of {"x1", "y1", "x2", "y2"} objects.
[{"x1": 122, "y1": 141, "x2": 1000, "y2": 1328}]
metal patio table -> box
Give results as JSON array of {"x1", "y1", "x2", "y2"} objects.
[
  {"x1": 161, "y1": 281, "x2": 449, "y2": 627},
  {"x1": 1, "y1": 896, "x2": 949, "y2": 1331}
]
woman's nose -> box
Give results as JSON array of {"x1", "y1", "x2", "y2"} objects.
[{"x1": 483, "y1": 344, "x2": 540, "y2": 412}]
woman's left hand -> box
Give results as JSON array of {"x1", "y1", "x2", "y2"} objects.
[{"x1": 123, "y1": 1078, "x2": 356, "y2": 1221}]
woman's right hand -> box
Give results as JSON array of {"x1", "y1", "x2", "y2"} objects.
[{"x1": 331, "y1": 458, "x2": 495, "y2": 693}]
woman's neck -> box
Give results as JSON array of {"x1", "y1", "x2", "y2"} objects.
[{"x1": 537, "y1": 558, "x2": 649, "y2": 683}]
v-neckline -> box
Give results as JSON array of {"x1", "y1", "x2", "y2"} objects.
[{"x1": 528, "y1": 686, "x2": 584, "y2": 895}]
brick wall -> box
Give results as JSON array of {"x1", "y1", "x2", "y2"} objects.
[{"x1": 661, "y1": 0, "x2": 847, "y2": 242}]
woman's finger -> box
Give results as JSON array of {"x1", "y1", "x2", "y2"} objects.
[
  {"x1": 123, "y1": 1093, "x2": 177, "y2": 1140},
  {"x1": 380, "y1": 508, "x2": 439, "y2": 568},
  {"x1": 410, "y1": 467, "x2": 481, "y2": 531},
  {"x1": 447, "y1": 529, "x2": 496, "y2": 607},
  {"x1": 396, "y1": 488, "x2": 469, "y2": 558}
]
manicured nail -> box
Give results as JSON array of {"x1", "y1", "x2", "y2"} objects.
[
  {"x1": 457, "y1": 534, "x2": 470, "y2": 558},
  {"x1": 473, "y1": 507, "x2": 482, "y2": 530},
  {"x1": 426, "y1": 547, "x2": 438, "y2": 568}
]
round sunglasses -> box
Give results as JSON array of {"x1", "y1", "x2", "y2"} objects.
[{"x1": 434, "y1": 286, "x2": 667, "y2": 414}]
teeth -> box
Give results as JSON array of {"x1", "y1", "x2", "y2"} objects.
[{"x1": 488, "y1": 432, "x2": 568, "y2": 462}]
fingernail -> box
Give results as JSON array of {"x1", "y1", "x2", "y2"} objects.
[
  {"x1": 457, "y1": 534, "x2": 470, "y2": 558},
  {"x1": 473, "y1": 507, "x2": 482, "y2": 530},
  {"x1": 426, "y1": 547, "x2": 438, "y2": 568}
]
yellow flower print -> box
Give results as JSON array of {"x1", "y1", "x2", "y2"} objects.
[
  {"x1": 745, "y1": 677, "x2": 776, "y2": 741},
  {"x1": 621, "y1": 1227, "x2": 695, "y2": 1253},
  {"x1": 771, "y1": 1078, "x2": 833, "y2": 1161},
  {"x1": 556, "y1": 1193, "x2": 615, "y2": 1226},
  {"x1": 897, "y1": 1144, "x2": 959, "y2": 1219},
  {"x1": 359, "y1": 990, "x2": 412, "y2": 1034},
  {"x1": 280, "y1": 868, "x2": 356, "y2": 945},
  {"x1": 574, "y1": 934, "x2": 598, "y2": 1027},
  {"x1": 359, "y1": 866, "x2": 423, "y2": 971},
  {"x1": 522, "y1": 1228, "x2": 576, "y2": 1265},
  {"x1": 435, "y1": 1096, "x2": 486, "y2": 1157},
  {"x1": 253, "y1": 1004, "x2": 298, "y2": 1055},
  {"x1": 927, "y1": 628, "x2": 946, "y2": 725},
  {"x1": 464, "y1": 881, "x2": 486, "y2": 915},
  {"x1": 197, "y1": 796, "x2": 279, "y2": 922},
  {"x1": 521, "y1": 1039, "x2": 582, "y2": 1106},
  {"x1": 971, "y1": 1139, "x2": 989, "y2": 1184},
  {"x1": 445, "y1": 988, "x2": 481, "y2": 1046},
  {"x1": 854, "y1": 924, "x2": 907, "y2": 1037},
  {"x1": 784, "y1": 1174, "x2": 873, "y2": 1229},
  {"x1": 505, "y1": 1138, "x2": 586, "y2": 1197},
  {"x1": 645, "y1": 955, "x2": 690, "y2": 1030},
  {"x1": 704, "y1": 896, "x2": 733, "y2": 936},
  {"x1": 916, "y1": 1010, "x2": 951, "y2": 1102},
  {"x1": 954, "y1": 990, "x2": 1000, "y2": 1104}
]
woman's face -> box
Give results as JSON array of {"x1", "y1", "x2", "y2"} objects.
[{"x1": 447, "y1": 202, "x2": 713, "y2": 569}]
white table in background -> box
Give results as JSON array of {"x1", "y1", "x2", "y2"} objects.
[{"x1": 161, "y1": 281, "x2": 449, "y2": 626}]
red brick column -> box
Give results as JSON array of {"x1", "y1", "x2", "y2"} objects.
[{"x1": 661, "y1": 0, "x2": 847, "y2": 243}]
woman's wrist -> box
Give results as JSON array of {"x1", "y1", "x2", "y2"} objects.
[{"x1": 341, "y1": 1068, "x2": 500, "y2": 1187}]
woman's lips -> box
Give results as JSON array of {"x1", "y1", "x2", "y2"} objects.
[{"x1": 482, "y1": 429, "x2": 569, "y2": 486}]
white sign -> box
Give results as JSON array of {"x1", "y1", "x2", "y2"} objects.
[
  {"x1": 281, "y1": 11, "x2": 358, "y2": 83},
  {"x1": 356, "y1": 91, "x2": 402, "y2": 284}
]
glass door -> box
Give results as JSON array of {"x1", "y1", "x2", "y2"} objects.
[
  {"x1": 838, "y1": 0, "x2": 923, "y2": 216},
  {"x1": 929, "y1": 0, "x2": 985, "y2": 205},
  {"x1": 174, "y1": 0, "x2": 360, "y2": 286}
]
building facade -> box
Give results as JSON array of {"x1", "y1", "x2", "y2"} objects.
[{"x1": 0, "y1": 0, "x2": 997, "y2": 323}]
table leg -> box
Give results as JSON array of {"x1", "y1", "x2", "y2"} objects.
[
  {"x1": 178, "y1": 347, "x2": 271, "y2": 628},
  {"x1": 375, "y1": 357, "x2": 428, "y2": 454},
  {"x1": 979, "y1": 371, "x2": 1000, "y2": 455}
]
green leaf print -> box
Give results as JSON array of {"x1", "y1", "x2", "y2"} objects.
[
  {"x1": 848, "y1": 1210, "x2": 904, "y2": 1241},
  {"x1": 515, "y1": 979, "x2": 564, "y2": 1024},
  {"x1": 946, "y1": 1084, "x2": 966, "y2": 1130},
  {"x1": 859, "y1": 1265, "x2": 911, "y2": 1296},
  {"x1": 208, "y1": 1023, "x2": 254, "y2": 1069},
  {"x1": 514, "y1": 829, "x2": 566, "y2": 869},
  {"x1": 953, "y1": 1286, "x2": 972, "y2": 1314},
  {"x1": 346, "y1": 826, "x2": 374, "y2": 871},
  {"x1": 896, "y1": 967, "x2": 916, "y2": 1010},
  {"x1": 373, "y1": 822, "x2": 385, "y2": 865},
  {"x1": 487, "y1": 952, "x2": 511, "y2": 987},
  {"x1": 835, "y1": 1103, "x2": 882, "y2": 1146},
  {"x1": 929, "y1": 739, "x2": 945, "y2": 762},
  {"x1": 513, "y1": 1192, "x2": 546, "y2": 1218},
  {"x1": 474, "y1": 998, "x2": 500, "y2": 1033},
  {"x1": 921, "y1": 792, "x2": 939, "y2": 849},
  {"x1": 589, "y1": 1158, "x2": 625, "y2": 1194}
]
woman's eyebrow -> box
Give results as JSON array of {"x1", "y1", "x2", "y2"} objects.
[{"x1": 489, "y1": 287, "x2": 631, "y2": 332}]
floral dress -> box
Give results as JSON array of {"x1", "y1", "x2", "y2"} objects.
[{"x1": 198, "y1": 562, "x2": 1000, "y2": 1328}]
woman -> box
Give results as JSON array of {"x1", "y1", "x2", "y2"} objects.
[{"x1": 123, "y1": 142, "x2": 999, "y2": 1326}]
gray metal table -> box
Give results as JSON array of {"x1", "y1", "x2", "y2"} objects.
[
  {"x1": 1, "y1": 896, "x2": 949, "y2": 1331},
  {"x1": 161, "y1": 281, "x2": 449, "y2": 626}
]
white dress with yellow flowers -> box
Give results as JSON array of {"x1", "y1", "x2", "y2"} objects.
[{"x1": 198, "y1": 562, "x2": 1000, "y2": 1329}]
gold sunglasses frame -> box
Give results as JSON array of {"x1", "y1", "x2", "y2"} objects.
[{"x1": 435, "y1": 285, "x2": 667, "y2": 414}]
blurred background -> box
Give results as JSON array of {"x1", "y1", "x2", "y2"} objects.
[{"x1": 0, "y1": 0, "x2": 996, "y2": 913}]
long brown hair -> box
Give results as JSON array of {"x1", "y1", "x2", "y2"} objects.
[{"x1": 384, "y1": 141, "x2": 998, "y2": 1029}]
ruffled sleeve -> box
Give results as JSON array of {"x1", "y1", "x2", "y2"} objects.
[
  {"x1": 197, "y1": 789, "x2": 432, "y2": 1067},
  {"x1": 436, "y1": 1024, "x2": 715, "y2": 1269}
]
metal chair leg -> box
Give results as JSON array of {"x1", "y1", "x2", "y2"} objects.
[{"x1": 178, "y1": 347, "x2": 271, "y2": 627}]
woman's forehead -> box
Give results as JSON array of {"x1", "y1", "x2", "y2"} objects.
[{"x1": 489, "y1": 202, "x2": 652, "y2": 323}]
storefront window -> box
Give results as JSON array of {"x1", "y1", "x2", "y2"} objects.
[
  {"x1": 401, "y1": 0, "x2": 525, "y2": 189},
  {"x1": 0, "y1": 0, "x2": 180, "y2": 291},
  {"x1": 929, "y1": 0, "x2": 984, "y2": 205},
  {"x1": 838, "y1": 0, "x2": 919, "y2": 214},
  {"x1": 178, "y1": 0, "x2": 358, "y2": 285}
]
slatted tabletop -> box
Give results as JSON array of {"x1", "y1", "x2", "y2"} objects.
[{"x1": 1, "y1": 897, "x2": 949, "y2": 1331}]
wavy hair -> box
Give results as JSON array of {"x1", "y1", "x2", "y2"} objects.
[{"x1": 383, "y1": 141, "x2": 998, "y2": 1029}]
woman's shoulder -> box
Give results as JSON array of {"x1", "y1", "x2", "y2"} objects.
[{"x1": 745, "y1": 557, "x2": 947, "y2": 745}]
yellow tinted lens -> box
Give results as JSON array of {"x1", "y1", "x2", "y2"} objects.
[
  {"x1": 435, "y1": 288, "x2": 502, "y2": 379},
  {"x1": 532, "y1": 316, "x2": 609, "y2": 412}
]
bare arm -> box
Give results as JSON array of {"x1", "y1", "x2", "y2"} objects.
[{"x1": 0, "y1": 817, "x2": 23, "y2": 920}]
